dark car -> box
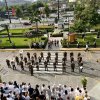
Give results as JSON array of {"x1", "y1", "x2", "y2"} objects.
[{"x1": 23, "y1": 22, "x2": 31, "y2": 25}]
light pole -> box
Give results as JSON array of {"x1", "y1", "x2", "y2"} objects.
[
  {"x1": 5, "y1": 0, "x2": 11, "y2": 23},
  {"x1": 5, "y1": 24, "x2": 12, "y2": 43},
  {"x1": 58, "y1": 0, "x2": 60, "y2": 21}
]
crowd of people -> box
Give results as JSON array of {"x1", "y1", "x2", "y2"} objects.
[
  {"x1": 6, "y1": 51, "x2": 84, "y2": 76},
  {"x1": 0, "y1": 81, "x2": 90, "y2": 100},
  {"x1": 48, "y1": 40, "x2": 59, "y2": 49}
]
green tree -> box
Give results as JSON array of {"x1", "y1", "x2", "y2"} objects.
[
  {"x1": 16, "y1": 7, "x2": 23, "y2": 18},
  {"x1": 72, "y1": 0, "x2": 100, "y2": 32},
  {"x1": 44, "y1": 4, "x2": 50, "y2": 24},
  {"x1": 29, "y1": 10, "x2": 41, "y2": 33}
]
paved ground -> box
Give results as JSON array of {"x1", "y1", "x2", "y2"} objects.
[{"x1": 0, "y1": 50, "x2": 100, "y2": 99}]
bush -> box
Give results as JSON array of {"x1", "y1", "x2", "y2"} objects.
[
  {"x1": 81, "y1": 77, "x2": 87, "y2": 88},
  {"x1": 51, "y1": 33, "x2": 63, "y2": 37},
  {"x1": 41, "y1": 36, "x2": 47, "y2": 40}
]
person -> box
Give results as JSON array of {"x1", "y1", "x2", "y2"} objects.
[
  {"x1": 57, "y1": 93, "x2": 63, "y2": 100},
  {"x1": 34, "y1": 53, "x2": 37, "y2": 60},
  {"x1": 48, "y1": 52, "x2": 51, "y2": 60},
  {"x1": 6, "y1": 59, "x2": 11, "y2": 68},
  {"x1": 44, "y1": 61, "x2": 48, "y2": 71},
  {"x1": 85, "y1": 43, "x2": 89, "y2": 52},
  {"x1": 39, "y1": 91, "x2": 46, "y2": 100},
  {"x1": 31, "y1": 56, "x2": 35, "y2": 65},
  {"x1": 47, "y1": 86, "x2": 52, "y2": 100},
  {"x1": 71, "y1": 61, "x2": 75, "y2": 72},
  {"x1": 38, "y1": 56, "x2": 41, "y2": 63},
  {"x1": 47, "y1": 56, "x2": 50, "y2": 65},
  {"x1": 93, "y1": 40, "x2": 96, "y2": 48},
  {"x1": 15, "y1": 56, "x2": 19, "y2": 65},
  {"x1": 54, "y1": 40, "x2": 56, "y2": 46},
  {"x1": 36, "y1": 62, "x2": 39, "y2": 71},
  {"x1": 62, "y1": 62, "x2": 66, "y2": 73},
  {"x1": 34, "y1": 85, "x2": 40, "y2": 99},
  {"x1": 20, "y1": 61, "x2": 24, "y2": 70},
  {"x1": 11, "y1": 61, "x2": 16, "y2": 70},
  {"x1": 24, "y1": 57, "x2": 27, "y2": 65},
  {"x1": 40, "y1": 52, "x2": 44, "y2": 60},
  {"x1": 78, "y1": 53, "x2": 81, "y2": 57},
  {"x1": 57, "y1": 40, "x2": 59, "y2": 47},
  {"x1": 20, "y1": 53, "x2": 23, "y2": 60},
  {"x1": 70, "y1": 52, "x2": 74, "y2": 58},
  {"x1": 55, "y1": 57, "x2": 58, "y2": 65},
  {"x1": 27, "y1": 52, "x2": 30, "y2": 60},
  {"x1": 77, "y1": 42, "x2": 79, "y2": 48},
  {"x1": 79, "y1": 62, "x2": 83, "y2": 73},
  {"x1": 30, "y1": 65, "x2": 33, "y2": 76},
  {"x1": 63, "y1": 52, "x2": 67, "y2": 61},
  {"x1": 55, "y1": 52, "x2": 58, "y2": 59},
  {"x1": 70, "y1": 56, "x2": 74, "y2": 63},
  {"x1": 53, "y1": 62, "x2": 57, "y2": 71}
]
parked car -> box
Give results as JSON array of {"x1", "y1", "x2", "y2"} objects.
[{"x1": 23, "y1": 22, "x2": 31, "y2": 25}]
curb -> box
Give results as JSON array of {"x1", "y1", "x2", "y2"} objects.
[{"x1": 0, "y1": 48, "x2": 100, "y2": 51}]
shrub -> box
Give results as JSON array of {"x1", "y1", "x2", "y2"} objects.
[
  {"x1": 81, "y1": 77, "x2": 87, "y2": 88},
  {"x1": 51, "y1": 33, "x2": 63, "y2": 37},
  {"x1": 41, "y1": 36, "x2": 46, "y2": 40}
]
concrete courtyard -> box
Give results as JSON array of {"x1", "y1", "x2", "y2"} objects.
[{"x1": 0, "y1": 50, "x2": 100, "y2": 99}]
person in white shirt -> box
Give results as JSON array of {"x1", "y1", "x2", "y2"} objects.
[
  {"x1": 69, "y1": 88, "x2": 75, "y2": 100},
  {"x1": 47, "y1": 85, "x2": 52, "y2": 100},
  {"x1": 41, "y1": 84, "x2": 46, "y2": 96},
  {"x1": 63, "y1": 90, "x2": 69, "y2": 100}
]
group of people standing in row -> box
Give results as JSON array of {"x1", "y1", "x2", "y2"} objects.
[
  {"x1": 6, "y1": 51, "x2": 84, "y2": 76},
  {"x1": 48, "y1": 40, "x2": 59, "y2": 49}
]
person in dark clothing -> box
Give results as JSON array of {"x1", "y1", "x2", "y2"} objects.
[
  {"x1": 44, "y1": 61, "x2": 48, "y2": 71},
  {"x1": 53, "y1": 62, "x2": 57, "y2": 71},
  {"x1": 30, "y1": 65, "x2": 33, "y2": 76},
  {"x1": 31, "y1": 56, "x2": 35, "y2": 65},
  {"x1": 6, "y1": 59, "x2": 11, "y2": 68},
  {"x1": 20, "y1": 53, "x2": 23, "y2": 60},
  {"x1": 39, "y1": 91, "x2": 46, "y2": 100},
  {"x1": 70, "y1": 52, "x2": 74, "y2": 58},
  {"x1": 34, "y1": 53, "x2": 37, "y2": 60},
  {"x1": 36, "y1": 62, "x2": 39, "y2": 71},
  {"x1": 24, "y1": 57, "x2": 27, "y2": 65},
  {"x1": 20, "y1": 61, "x2": 24, "y2": 70},
  {"x1": 28, "y1": 86, "x2": 34, "y2": 96},
  {"x1": 55, "y1": 52, "x2": 58, "y2": 58},
  {"x1": 62, "y1": 62, "x2": 66, "y2": 73},
  {"x1": 55, "y1": 57, "x2": 58, "y2": 65},
  {"x1": 34, "y1": 85, "x2": 40, "y2": 99},
  {"x1": 48, "y1": 52, "x2": 51, "y2": 60},
  {"x1": 71, "y1": 61, "x2": 75, "y2": 72},
  {"x1": 11, "y1": 61, "x2": 16, "y2": 70},
  {"x1": 63, "y1": 52, "x2": 67, "y2": 60},
  {"x1": 38, "y1": 56, "x2": 41, "y2": 63},
  {"x1": 70, "y1": 56, "x2": 74, "y2": 63},
  {"x1": 15, "y1": 56, "x2": 19, "y2": 65},
  {"x1": 57, "y1": 93, "x2": 63, "y2": 100},
  {"x1": 40, "y1": 52, "x2": 44, "y2": 60},
  {"x1": 27, "y1": 52, "x2": 30, "y2": 60}
]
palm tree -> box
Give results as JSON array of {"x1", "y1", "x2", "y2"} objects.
[
  {"x1": 29, "y1": 10, "x2": 41, "y2": 33},
  {"x1": 44, "y1": 4, "x2": 50, "y2": 25}
]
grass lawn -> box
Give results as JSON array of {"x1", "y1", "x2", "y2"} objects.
[
  {"x1": 0, "y1": 37, "x2": 47, "y2": 48},
  {"x1": 32, "y1": 25, "x2": 54, "y2": 29},
  {"x1": 0, "y1": 29, "x2": 29, "y2": 35}
]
